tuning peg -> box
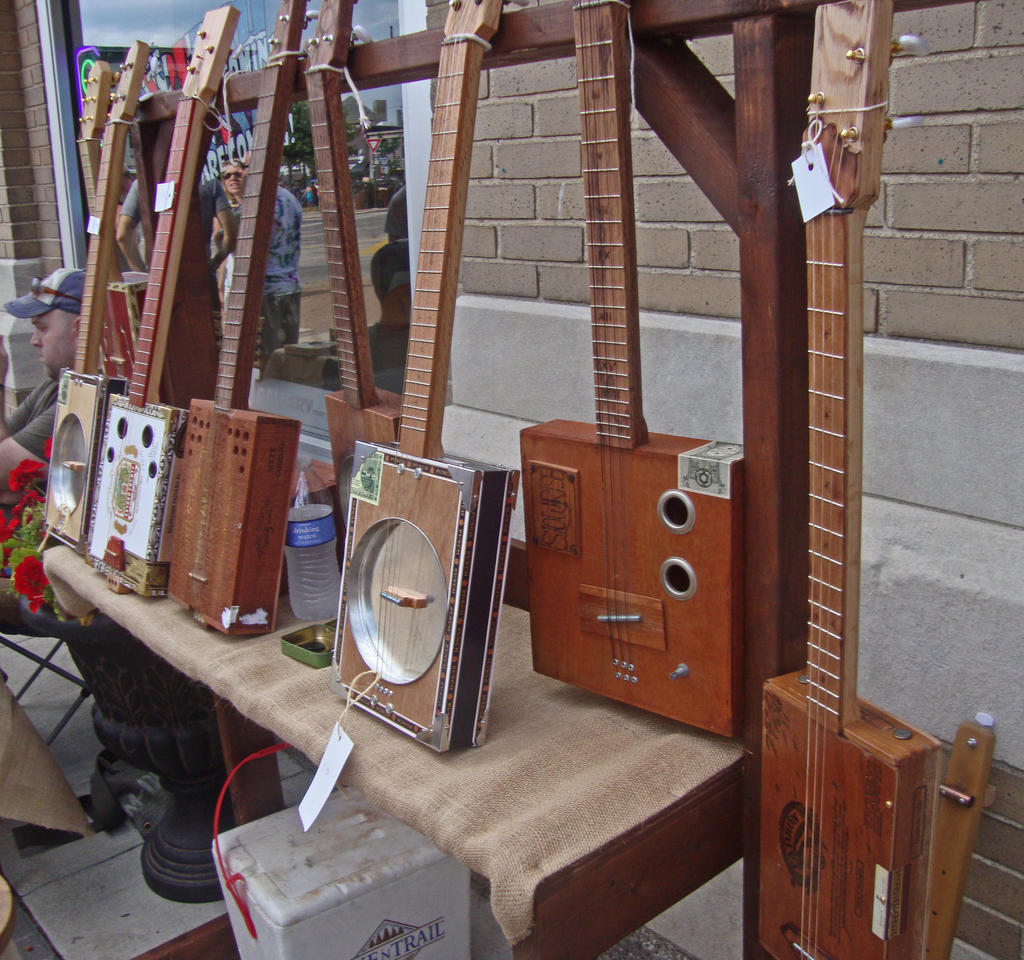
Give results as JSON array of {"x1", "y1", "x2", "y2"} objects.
[
  {"x1": 352, "y1": 24, "x2": 372, "y2": 44},
  {"x1": 892, "y1": 33, "x2": 929, "y2": 56},
  {"x1": 304, "y1": 10, "x2": 319, "y2": 26},
  {"x1": 885, "y1": 115, "x2": 925, "y2": 131}
]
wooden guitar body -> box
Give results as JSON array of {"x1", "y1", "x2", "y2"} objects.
[
  {"x1": 169, "y1": 402, "x2": 297, "y2": 631},
  {"x1": 761, "y1": 671, "x2": 939, "y2": 960},
  {"x1": 522, "y1": 419, "x2": 743, "y2": 735},
  {"x1": 47, "y1": 372, "x2": 125, "y2": 550},
  {"x1": 333, "y1": 441, "x2": 517, "y2": 750},
  {"x1": 88, "y1": 396, "x2": 186, "y2": 595}
]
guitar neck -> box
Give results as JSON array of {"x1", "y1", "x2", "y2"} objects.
[
  {"x1": 78, "y1": 138, "x2": 102, "y2": 218},
  {"x1": 574, "y1": 0, "x2": 646, "y2": 449},
  {"x1": 76, "y1": 121, "x2": 132, "y2": 375},
  {"x1": 397, "y1": 36, "x2": 487, "y2": 460},
  {"x1": 307, "y1": 67, "x2": 378, "y2": 411},
  {"x1": 130, "y1": 96, "x2": 206, "y2": 407},
  {"x1": 806, "y1": 208, "x2": 866, "y2": 734},
  {"x1": 218, "y1": 0, "x2": 307, "y2": 411}
]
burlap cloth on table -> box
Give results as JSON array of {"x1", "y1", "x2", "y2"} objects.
[{"x1": 46, "y1": 545, "x2": 741, "y2": 945}]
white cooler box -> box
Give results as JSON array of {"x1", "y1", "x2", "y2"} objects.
[{"x1": 214, "y1": 788, "x2": 470, "y2": 960}]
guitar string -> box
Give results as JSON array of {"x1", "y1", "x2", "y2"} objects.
[
  {"x1": 578, "y1": 0, "x2": 635, "y2": 674},
  {"x1": 801, "y1": 191, "x2": 818, "y2": 960},
  {"x1": 577, "y1": 0, "x2": 622, "y2": 670},
  {"x1": 804, "y1": 126, "x2": 850, "y2": 959},
  {"x1": 818, "y1": 136, "x2": 849, "y2": 957},
  {"x1": 606, "y1": 0, "x2": 634, "y2": 671}
]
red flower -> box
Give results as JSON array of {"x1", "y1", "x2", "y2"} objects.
[
  {"x1": 11, "y1": 489, "x2": 43, "y2": 521},
  {"x1": 44, "y1": 437, "x2": 52, "y2": 460},
  {"x1": 12, "y1": 553, "x2": 48, "y2": 612},
  {"x1": 9, "y1": 459, "x2": 45, "y2": 493}
]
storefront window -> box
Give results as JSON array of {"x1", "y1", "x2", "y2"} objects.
[{"x1": 76, "y1": 0, "x2": 424, "y2": 458}]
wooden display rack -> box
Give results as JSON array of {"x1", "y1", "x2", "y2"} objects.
[{"x1": 124, "y1": 0, "x2": 964, "y2": 957}]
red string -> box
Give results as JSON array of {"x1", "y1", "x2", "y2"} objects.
[{"x1": 213, "y1": 741, "x2": 290, "y2": 940}]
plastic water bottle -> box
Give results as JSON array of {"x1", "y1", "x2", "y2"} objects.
[{"x1": 285, "y1": 465, "x2": 342, "y2": 622}]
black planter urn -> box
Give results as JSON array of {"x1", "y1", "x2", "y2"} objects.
[{"x1": 19, "y1": 598, "x2": 230, "y2": 903}]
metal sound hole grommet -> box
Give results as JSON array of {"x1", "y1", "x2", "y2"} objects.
[
  {"x1": 348, "y1": 516, "x2": 447, "y2": 685},
  {"x1": 51, "y1": 413, "x2": 87, "y2": 514},
  {"x1": 660, "y1": 557, "x2": 697, "y2": 601},
  {"x1": 657, "y1": 489, "x2": 695, "y2": 534}
]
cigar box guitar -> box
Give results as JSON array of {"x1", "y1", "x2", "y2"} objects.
[
  {"x1": 77, "y1": 59, "x2": 114, "y2": 217},
  {"x1": 88, "y1": 7, "x2": 239, "y2": 595},
  {"x1": 101, "y1": 276, "x2": 146, "y2": 380},
  {"x1": 520, "y1": 0, "x2": 744, "y2": 736},
  {"x1": 45, "y1": 43, "x2": 149, "y2": 552},
  {"x1": 759, "y1": 4, "x2": 940, "y2": 958},
  {"x1": 330, "y1": 0, "x2": 519, "y2": 752},
  {"x1": 168, "y1": 0, "x2": 306, "y2": 634},
  {"x1": 308, "y1": 0, "x2": 401, "y2": 498}
]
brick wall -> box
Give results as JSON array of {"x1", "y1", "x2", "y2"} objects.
[
  {"x1": 0, "y1": 0, "x2": 60, "y2": 269},
  {"x1": 455, "y1": 0, "x2": 1024, "y2": 352},
  {"x1": 435, "y1": 0, "x2": 1024, "y2": 957}
]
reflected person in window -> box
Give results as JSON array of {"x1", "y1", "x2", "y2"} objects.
[{"x1": 222, "y1": 158, "x2": 303, "y2": 369}]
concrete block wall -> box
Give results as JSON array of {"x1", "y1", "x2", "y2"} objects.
[{"x1": 429, "y1": 0, "x2": 1024, "y2": 956}]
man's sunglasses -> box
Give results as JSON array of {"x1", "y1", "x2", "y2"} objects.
[{"x1": 31, "y1": 277, "x2": 81, "y2": 304}]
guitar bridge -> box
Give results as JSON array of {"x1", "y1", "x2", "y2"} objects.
[
  {"x1": 871, "y1": 863, "x2": 908, "y2": 940},
  {"x1": 579, "y1": 584, "x2": 665, "y2": 650}
]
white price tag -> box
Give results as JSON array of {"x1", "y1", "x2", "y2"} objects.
[
  {"x1": 298, "y1": 722, "x2": 353, "y2": 831},
  {"x1": 791, "y1": 142, "x2": 835, "y2": 222},
  {"x1": 86, "y1": 215, "x2": 101, "y2": 236},
  {"x1": 154, "y1": 181, "x2": 176, "y2": 212}
]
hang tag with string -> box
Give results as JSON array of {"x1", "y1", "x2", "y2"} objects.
[
  {"x1": 154, "y1": 181, "x2": 176, "y2": 213},
  {"x1": 791, "y1": 141, "x2": 834, "y2": 223},
  {"x1": 298, "y1": 721, "x2": 353, "y2": 831}
]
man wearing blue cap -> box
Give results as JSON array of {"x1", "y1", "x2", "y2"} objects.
[{"x1": 0, "y1": 267, "x2": 82, "y2": 506}]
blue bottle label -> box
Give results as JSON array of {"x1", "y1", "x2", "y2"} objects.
[{"x1": 286, "y1": 512, "x2": 335, "y2": 548}]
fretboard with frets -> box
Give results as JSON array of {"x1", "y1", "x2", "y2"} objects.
[
  {"x1": 217, "y1": 0, "x2": 307, "y2": 410},
  {"x1": 398, "y1": 28, "x2": 491, "y2": 460},
  {"x1": 575, "y1": 0, "x2": 646, "y2": 449},
  {"x1": 806, "y1": 206, "x2": 864, "y2": 733},
  {"x1": 131, "y1": 111, "x2": 200, "y2": 406}
]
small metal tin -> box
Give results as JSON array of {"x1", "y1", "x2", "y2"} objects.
[{"x1": 280, "y1": 621, "x2": 336, "y2": 669}]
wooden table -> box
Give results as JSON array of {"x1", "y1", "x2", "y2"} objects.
[{"x1": 47, "y1": 545, "x2": 744, "y2": 960}]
